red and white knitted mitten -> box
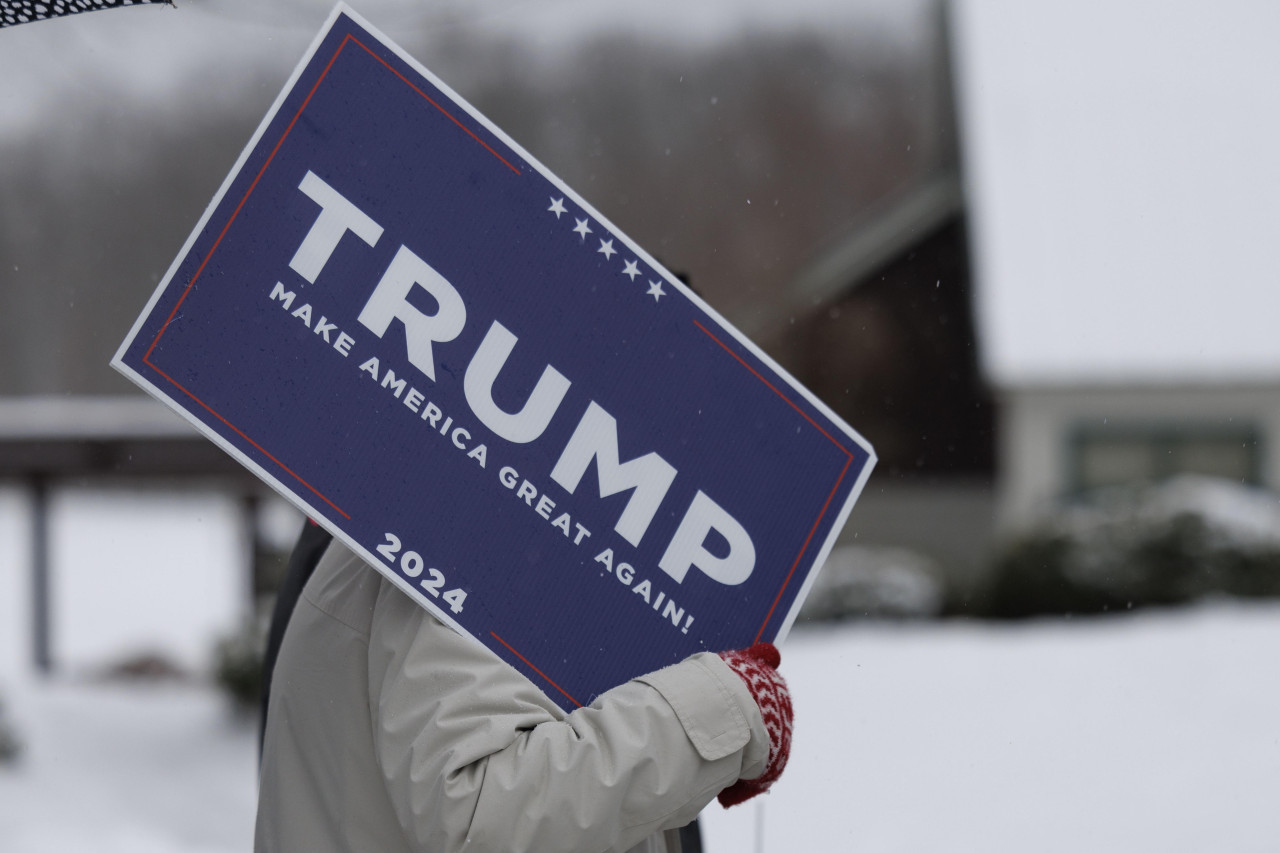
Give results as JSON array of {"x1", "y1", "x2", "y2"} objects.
[{"x1": 716, "y1": 642, "x2": 793, "y2": 807}]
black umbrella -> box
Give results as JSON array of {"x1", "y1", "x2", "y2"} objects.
[{"x1": 1, "y1": 0, "x2": 173, "y2": 28}]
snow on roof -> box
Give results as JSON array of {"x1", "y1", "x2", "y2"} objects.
[
  {"x1": 953, "y1": 0, "x2": 1280, "y2": 386},
  {"x1": 0, "y1": 396, "x2": 193, "y2": 441}
]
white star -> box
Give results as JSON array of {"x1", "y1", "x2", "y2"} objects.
[
  {"x1": 548, "y1": 197, "x2": 567, "y2": 218},
  {"x1": 621, "y1": 259, "x2": 641, "y2": 281},
  {"x1": 647, "y1": 280, "x2": 666, "y2": 302},
  {"x1": 573, "y1": 218, "x2": 592, "y2": 240},
  {"x1": 597, "y1": 238, "x2": 617, "y2": 260}
]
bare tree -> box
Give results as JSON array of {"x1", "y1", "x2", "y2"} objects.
[{"x1": 0, "y1": 26, "x2": 940, "y2": 395}]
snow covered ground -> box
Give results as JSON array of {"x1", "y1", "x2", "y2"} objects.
[
  {"x1": 0, "y1": 683, "x2": 257, "y2": 853},
  {"x1": 2, "y1": 603, "x2": 1278, "y2": 852}
]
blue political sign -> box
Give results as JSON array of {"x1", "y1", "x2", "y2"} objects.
[{"x1": 113, "y1": 5, "x2": 876, "y2": 710}]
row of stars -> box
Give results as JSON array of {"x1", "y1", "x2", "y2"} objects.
[{"x1": 547, "y1": 197, "x2": 666, "y2": 302}]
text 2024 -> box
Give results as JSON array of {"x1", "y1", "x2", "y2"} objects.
[{"x1": 376, "y1": 532, "x2": 467, "y2": 613}]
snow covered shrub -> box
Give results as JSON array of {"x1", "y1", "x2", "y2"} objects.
[
  {"x1": 0, "y1": 695, "x2": 21, "y2": 765},
  {"x1": 981, "y1": 476, "x2": 1280, "y2": 618},
  {"x1": 799, "y1": 545, "x2": 944, "y2": 621},
  {"x1": 213, "y1": 617, "x2": 265, "y2": 713},
  {"x1": 99, "y1": 651, "x2": 187, "y2": 681}
]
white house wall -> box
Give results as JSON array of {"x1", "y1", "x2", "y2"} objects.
[
  {"x1": 999, "y1": 383, "x2": 1280, "y2": 526},
  {"x1": 839, "y1": 478, "x2": 996, "y2": 590}
]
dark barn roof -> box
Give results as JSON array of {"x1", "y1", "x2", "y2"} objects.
[{"x1": 765, "y1": 171, "x2": 993, "y2": 479}]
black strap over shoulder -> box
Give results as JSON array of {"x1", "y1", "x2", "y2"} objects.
[{"x1": 678, "y1": 820, "x2": 704, "y2": 853}]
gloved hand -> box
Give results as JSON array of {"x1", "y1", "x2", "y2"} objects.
[{"x1": 716, "y1": 643, "x2": 793, "y2": 807}]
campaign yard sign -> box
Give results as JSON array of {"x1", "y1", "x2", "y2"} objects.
[{"x1": 113, "y1": 5, "x2": 876, "y2": 711}]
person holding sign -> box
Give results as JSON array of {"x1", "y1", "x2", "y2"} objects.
[{"x1": 255, "y1": 540, "x2": 793, "y2": 853}]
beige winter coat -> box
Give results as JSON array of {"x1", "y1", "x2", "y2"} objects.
[{"x1": 255, "y1": 541, "x2": 770, "y2": 853}]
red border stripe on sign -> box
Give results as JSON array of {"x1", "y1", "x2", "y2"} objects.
[
  {"x1": 691, "y1": 319, "x2": 855, "y2": 642},
  {"x1": 492, "y1": 632, "x2": 583, "y2": 708}
]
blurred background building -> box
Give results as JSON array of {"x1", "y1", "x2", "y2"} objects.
[{"x1": 954, "y1": 2, "x2": 1280, "y2": 525}]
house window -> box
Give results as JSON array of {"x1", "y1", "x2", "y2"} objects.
[{"x1": 1071, "y1": 425, "x2": 1260, "y2": 491}]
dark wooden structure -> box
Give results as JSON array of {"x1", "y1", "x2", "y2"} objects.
[{"x1": 0, "y1": 395, "x2": 263, "y2": 674}]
